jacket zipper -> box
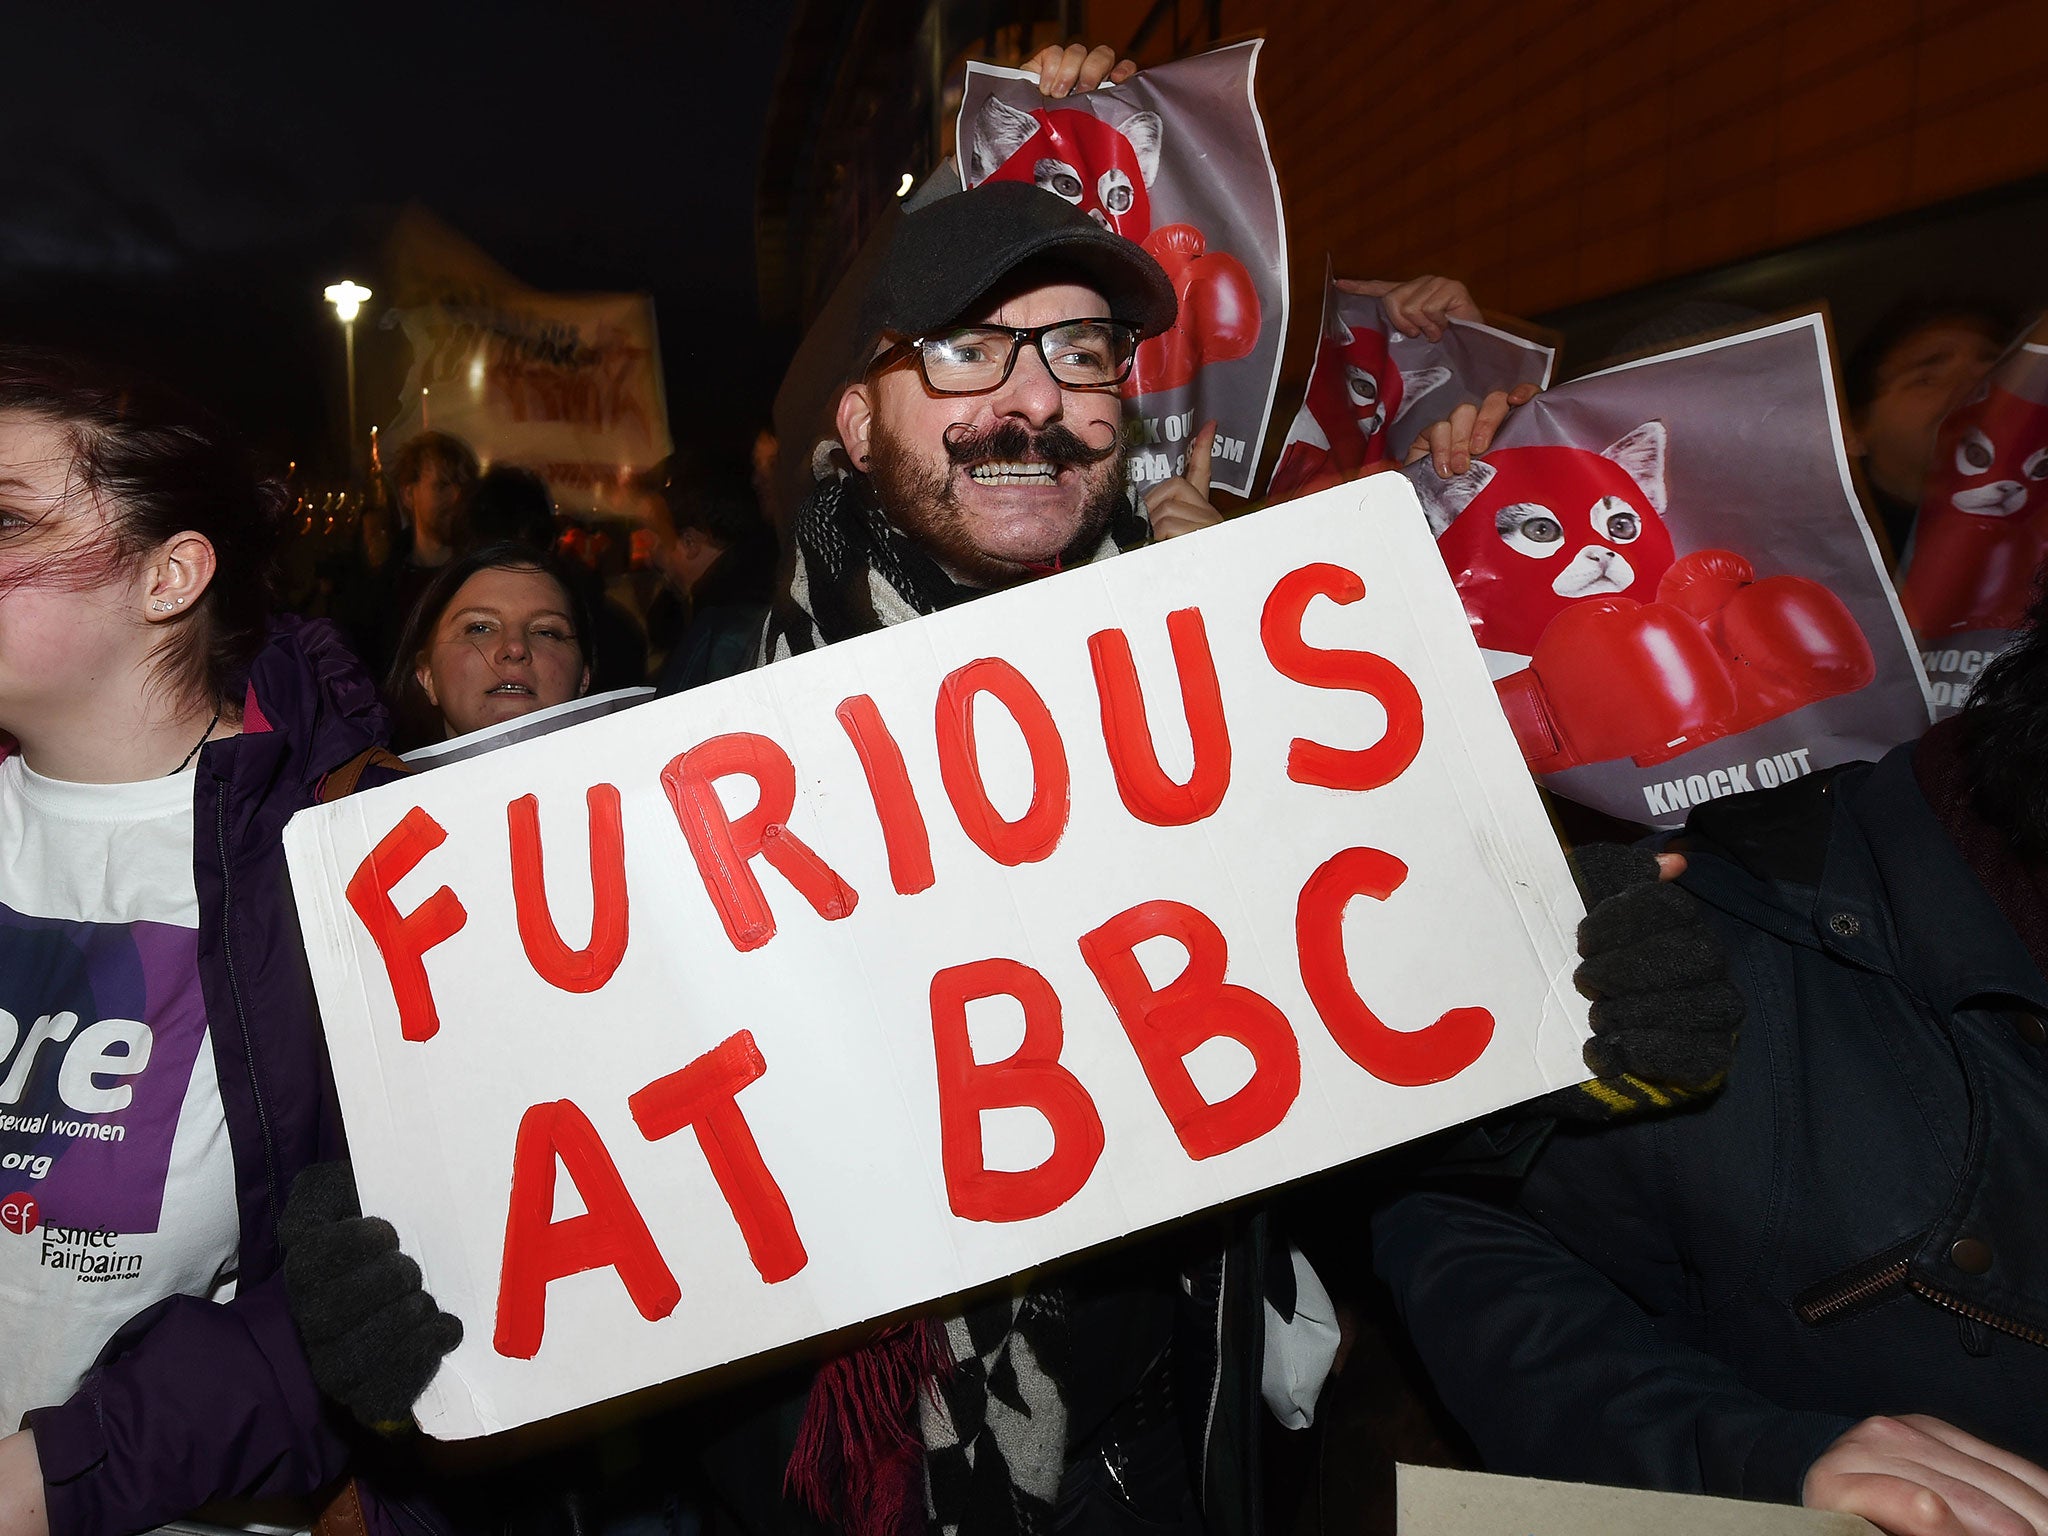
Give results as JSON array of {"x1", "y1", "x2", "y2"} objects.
[
  {"x1": 1910, "y1": 1280, "x2": 2048, "y2": 1349},
  {"x1": 1201, "y1": 1250, "x2": 1223, "y2": 1497},
  {"x1": 1796, "y1": 1245, "x2": 2048, "y2": 1349},
  {"x1": 1797, "y1": 1256, "x2": 1910, "y2": 1325},
  {"x1": 218, "y1": 777, "x2": 282, "y2": 1230}
]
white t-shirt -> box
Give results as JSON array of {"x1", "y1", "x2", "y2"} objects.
[{"x1": 0, "y1": 755, "x2": 241, "y2": 1431}]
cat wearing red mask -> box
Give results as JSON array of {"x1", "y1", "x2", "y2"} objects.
[
  {"x1": 1416, "y1": 422, "x2": 1874, "y2": 772},
  {"x1": 1268, "y1": 316, "x2": 1451, "y2": 501},
  {"x1": 968, "y1": 98, "x2": 1261, "y2": 394},
  {"x1": 1423, "y1": 424, "x2": 1677, "y2": 659},
  {"x1": 969, "y1": 97, "x2": 1162, "y2": 238},
  {"x1": 1900, "y1": 380, "x2": 2048, "y2": 639}
]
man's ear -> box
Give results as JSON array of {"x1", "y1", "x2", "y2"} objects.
[
  {"x1": 836, "y1": 383, "x2": 876, "y2": 472},
  {"x1": 141, "y1": 532, "x2": 219, "y2": 624}
]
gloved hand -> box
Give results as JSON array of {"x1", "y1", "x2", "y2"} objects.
[
  {"x1": 1545, "y1": 842, "x2": 1744, "y2": 1119},
  {"x1": 279, "y1": 1160, "x2": 463, "y2": 1431}
]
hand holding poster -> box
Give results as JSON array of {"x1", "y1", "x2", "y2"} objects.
[
  {"x1": 1404, "y1": 313, "x2": 1931, "y2": 828},
  {"x1": 285, "y1": 476, "x2": 1590, "y2": 1438},
  {"x1": 957, "y1": 41, "x2": 1288, "y2": 498},
  {"x1": 1899, "y1": 326, "x2": 2048, "y2": 716},
  {"x1": 1269, "y1": 269, "x2": 1555, "y2": 502}
]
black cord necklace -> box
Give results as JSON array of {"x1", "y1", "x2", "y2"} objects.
[{"x1": 169, "y1": 709, "x2": 221, "y2": 777}]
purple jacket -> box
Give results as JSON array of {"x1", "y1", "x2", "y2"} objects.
[{"x1": 25, "y1": 618, "x2": 433, "y2": 1536}]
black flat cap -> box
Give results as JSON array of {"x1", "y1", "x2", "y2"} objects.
[{"x1": 854, "y1": 181, "x2": 1177, "y2": 359}]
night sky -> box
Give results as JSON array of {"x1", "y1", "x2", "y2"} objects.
[{"x1": 1, "y1": 2, "x2": 798, "y2": 473}]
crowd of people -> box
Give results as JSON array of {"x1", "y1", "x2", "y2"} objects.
[
  {"x1": 295, "y1": 431, "x2": 780, "y2": 754},
  {"x1": 1, "y1": 36, "x2": 2044, "y2": 1536}
]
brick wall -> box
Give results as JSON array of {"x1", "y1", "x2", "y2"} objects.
[{"x1": 1089, "y1": 0, "x2": 2048, "y2": 333}]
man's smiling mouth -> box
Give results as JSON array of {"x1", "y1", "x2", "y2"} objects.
[{"x1": 967, "y1": 461, "x2": 1061, "y2": 486}]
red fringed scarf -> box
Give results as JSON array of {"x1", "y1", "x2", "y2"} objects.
[{"x1": 785, "y1": 1318, "x2": 952, "y2": 1536}]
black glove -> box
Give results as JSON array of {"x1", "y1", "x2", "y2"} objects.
[
  {"x1": 1545, "y1": 842, "x2": 1745, "y2": 1120},
  {"x1": 279, "y1": 1160, "x2": 463, "y2": 1431}
]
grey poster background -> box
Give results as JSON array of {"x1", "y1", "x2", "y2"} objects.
[
  {"x1": 959, "y1": 41, "x2": 1287, "y2": 498},
  {"x1": 1408, "y1": 314, "x2": 1932, "y2": 828}
]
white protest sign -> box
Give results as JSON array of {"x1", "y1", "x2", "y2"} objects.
[{"x1": 285, "y1": 475, "x2": 1592, "y2": 1439}]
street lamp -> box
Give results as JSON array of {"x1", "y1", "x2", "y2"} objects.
[{"x1": 323, "y1": 280, "x2": 373, "y2": 479}]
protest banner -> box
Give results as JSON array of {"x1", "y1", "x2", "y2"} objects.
[
  {"x1": 1269, "y1": 267, "x2": 1555, "y2": 503},
  {"x1": 384, "y1": 293, "x2": 673, "y2": 514},
  {"x1": 1403, "y1": 313, "x2": 1931, "y2": 830},
  {"x1": 1899, "y1": 330, "x2": 2048, "y2": 717},
  {"x1": 285, "y1": 475, "x2": 1592, "y2": 1438},
  {"x1": 957, "y1": 41, "x2": 1288, "y2": 499}
]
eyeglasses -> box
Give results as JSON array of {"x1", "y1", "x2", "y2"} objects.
[{"x1": 875, "y1": 319, "x2": 1139, "y2": 396}]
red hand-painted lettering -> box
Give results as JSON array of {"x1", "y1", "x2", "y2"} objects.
[
  {"x1": 930, "y1": 957, "x2": 1106, "y2": 1222},
  {"x1": 662, "y1": 734, "x2": 858, "y2": 952},
  {"x1": 1260, "y1": 563, "x2": 1425, "y2": 791},
  {"x1": 1089, "y1": 608, "x2": 1231, "y2": 827},
  {"x1": 344, "y1": 806, "x2": 469, "y2": 1043},
  {"x1": 629, "y1": 1030, "x2": 808, "y2": 1284},
  {"x1": 1078, "y1": 900, "x2": 1301, "y2": 1159},
  {"x1": 934, "y1": 658, "x2": 1071, "y2": 866},
  {"x1": 508, "y1": 785, "x2": 630, "y2": 993},
  {"x1": 494, "y1": 1098, "x2": 681, "y2": 1360},
  {"x1": 836, "y1": 694, "x2": 935, "y2": 896},
  {"x1": 1296, "y1": 846, "x2": 1493, "y2": 1085}
]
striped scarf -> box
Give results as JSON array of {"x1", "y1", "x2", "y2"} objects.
[{"x1": 761, "y1": 471, "x2": 1147, "y2": 663}]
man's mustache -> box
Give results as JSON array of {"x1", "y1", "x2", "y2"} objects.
[{"x1": 942, "y1": 419, "x2": 1119, "y2": 469}]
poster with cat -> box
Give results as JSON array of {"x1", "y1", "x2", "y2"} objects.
[
  {"x1": 1898, "y1": 329, "x2": 2048, "y2": 718},
  {"x1": 1402, "y1": 312, "x2": 1932, "y2": 829},
  {"x1": 1268, "y1": 267, "x2": 1555, "y2": 503},
  {"x1": 958, "y1": 40, "x2": 1287, "y2": 499}
]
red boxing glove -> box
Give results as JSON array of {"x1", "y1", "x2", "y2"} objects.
[
  {"x1": 1901, "y1": 507, "x2": 2048, "y2": 638},
  {"x1": 1127, "y1": 224, "x2": 1261, "y2": 395},
  {"x1": 1716, "y1": 576, "x2": 1877, "y2": 727},
  {"x1": 1656, "y1": 549, "x2": 1754, "y2": 621},
  {"x1": 1659, "y1": 550, "x2": 1875, "y2": 728},
  {"x1": 1495, "y1": 598, "x2": 1738, "y2": 774},
  {"x1": 1147, "y1": 224, "x2": 1206, "y2": 261}
]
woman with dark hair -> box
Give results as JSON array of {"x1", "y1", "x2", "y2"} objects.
[
  {"x1": 383, "y1": 541, "x2": 595, "y2": 748},
  {"x1": 0, "y1": 348, "x2": 434, "y2": 1536}
]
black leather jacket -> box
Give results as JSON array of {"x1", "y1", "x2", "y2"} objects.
[{"x1": 1371, "y1": 744, "x2": 2048, "y2": 1501}]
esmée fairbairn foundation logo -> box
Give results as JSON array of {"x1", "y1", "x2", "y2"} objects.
[{"x1": 1, "y1": 1190, "x2": 39, "y2": 1235}]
